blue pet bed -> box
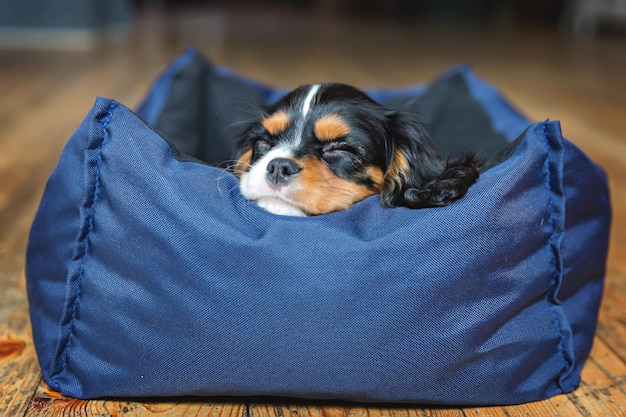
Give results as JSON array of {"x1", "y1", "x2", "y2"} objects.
[{"x1": 26, "y1": 48, "x2": 611, "y2": 405}]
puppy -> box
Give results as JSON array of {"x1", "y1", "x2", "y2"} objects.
[{"x1": 232, "y1": 83, "x2": 479, "y2": 216}]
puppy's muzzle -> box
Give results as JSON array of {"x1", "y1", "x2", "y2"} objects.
[{"x1": 266, "y1": 158, "x2": 302, "y2": 186}]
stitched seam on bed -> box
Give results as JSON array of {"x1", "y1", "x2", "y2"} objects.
[
  {"x1": 543, "y1": 122, "x2": 569, "y2": 391},
  {"x1": 56, "y1": 101, "x2": 118, "y2": 380}
]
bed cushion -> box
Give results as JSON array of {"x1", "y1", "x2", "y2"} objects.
[{"x1": 26, "y1": 49, "x2": 611, "y2": 405}]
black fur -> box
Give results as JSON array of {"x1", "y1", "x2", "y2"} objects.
[{"x1": 381, "y1": 111, "x2": 480, "y2": 208}]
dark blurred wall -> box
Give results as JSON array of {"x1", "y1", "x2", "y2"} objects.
[
  {"x1": 0, "y1": 0, "x2": 132, "y2": 29},
  {"x1": 134, "y1": 0, "x2": 565, "y2": 26}
]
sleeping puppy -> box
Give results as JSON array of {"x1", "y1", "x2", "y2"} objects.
[{"x1": 232, "y1": 83, "x2": 479, "y2": 216}]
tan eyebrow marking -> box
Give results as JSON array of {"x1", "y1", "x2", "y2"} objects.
[
  {"x1": 262, "y1": 110, "x2": 291, "y2": 135},
  {"x1": 314, "y1": 114, "x2": 351, "y2": 142}
]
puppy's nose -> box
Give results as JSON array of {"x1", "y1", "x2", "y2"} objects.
[{"x1": 266, "y1": 158, "x2": 302, "y2": 185}]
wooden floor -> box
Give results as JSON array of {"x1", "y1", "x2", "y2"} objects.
[{"x1": 1, "y1": 6, "x2": 625, "y2": 416}]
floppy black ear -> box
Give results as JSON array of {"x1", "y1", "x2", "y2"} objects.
[{"x1": 381, "y1": 112, "x2": 479, "y2": 209}]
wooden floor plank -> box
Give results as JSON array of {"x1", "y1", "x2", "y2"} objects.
[
  {"x1": 596, "y1": 278, "x2": 626, "y2": 363},
  {"x1": 249, "y1": 403, "x2": 467, "y2": 417},
  {"x1": 25, "y1": 382, "x2": 248, "y2": 417},
  {"x1": 0, "y1": 300, "x2": 43, "y2": 417},
  {"x1": 575, "y1": 338, "x2": 626, "y2": 416},
  {"x1": 249, "y1": 398, "x2": 592, "y2": 417}
]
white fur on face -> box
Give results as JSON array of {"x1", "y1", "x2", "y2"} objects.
[{"x1": 239, "y1": 146, "x2": 307, "y2": 217}]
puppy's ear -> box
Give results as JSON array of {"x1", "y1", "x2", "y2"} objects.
[{"x1": 381, "y1": 112, "x2": 479, "y2": 209}]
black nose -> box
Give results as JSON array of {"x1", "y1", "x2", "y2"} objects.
[{"x1": 266, "y1": 158, "x2": 302, "y2": 185}]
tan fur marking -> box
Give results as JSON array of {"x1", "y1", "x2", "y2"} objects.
[
  {"x1": 290, "y1": 157, "x2": 377, "y2": 215},
  {"x1": 314, "y1": 114, "x2": 351, "y2": 141},
  {"x1": 382, "y1": 149, "x2": 411, "y2": 197},
  {"x1": 262, "y1": 110, "x2": 290, "y2": 135},
  {"x1": 387, "y1": 149, "x2": 411, "y2": 182},
  {"x1": 233, "y1": 149, "x2": 253, "y2": 177},
  {"x1": 365, "y1": 166, "x2": 385, "y2": 190}
]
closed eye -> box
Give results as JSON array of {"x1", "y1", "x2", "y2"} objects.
[
  {"x1": 253, "y1": 137, "x2": 273, "y2": 155},
  {"x1": 321, "y1": 143, "x2": 357, "y2": 159}
]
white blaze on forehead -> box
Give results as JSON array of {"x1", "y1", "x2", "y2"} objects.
[
  {"x1": 301, "y1": 84, "x2": 321, "y2": 117},
  {"x1": 291, "y1": 84, "x2": 321, "y2": 148}
]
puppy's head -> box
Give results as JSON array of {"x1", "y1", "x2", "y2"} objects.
[{"x1": 233, "y1": 83, "x2": 479, "y2": 216}]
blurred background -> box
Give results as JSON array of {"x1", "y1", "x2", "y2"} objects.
[
  {"x1": 1, "y1": 0, "x2": 625, "y2": 88},
  {"x1": 1, "y1": 0, "x2": 625, "y2": 104},
  {"x1": 2, "y1": 1, "x2": 625, "y2": 50},
  {"x1": 2, "y1": 0, "x2": 623, "y2": 42}
]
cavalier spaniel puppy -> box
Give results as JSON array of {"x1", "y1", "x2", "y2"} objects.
[{"x1": 232, "y1": 83, "x2": 479, "y2": 216}]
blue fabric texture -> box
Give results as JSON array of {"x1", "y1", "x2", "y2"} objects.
[{"x1": 26, "y1": 57, "x2": 611, "y2": 405}]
